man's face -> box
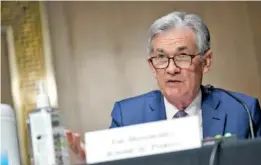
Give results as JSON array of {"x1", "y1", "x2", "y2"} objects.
[{"x1": 148, "y1": 27, "x2": 212, "y2": 102}]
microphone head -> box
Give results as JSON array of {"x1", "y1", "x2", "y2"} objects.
[
  {"x1": 205, "y1": 84, "x2": 214, "y2": 90},
  {"x1": 204, "y1": 84, "x2": 214, "y2": 94}
]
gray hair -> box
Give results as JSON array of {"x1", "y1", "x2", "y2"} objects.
[{"x1": 147, "y1": 11, "x2": 210, "y2": 55}]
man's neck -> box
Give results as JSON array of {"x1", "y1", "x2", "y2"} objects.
[
  {"x1": 169, "y1": 98, "x2": 193, "y2": 110},
  {"x1": 166, "y1": 89, "x2": 201, "y2": 110}
]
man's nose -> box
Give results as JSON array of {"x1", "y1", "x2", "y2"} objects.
[{"x1": 166, "y1": 59, "x2": 180, "y2": 74}]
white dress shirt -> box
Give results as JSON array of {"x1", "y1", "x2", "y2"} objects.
[{"x1": 164, "y1": 91, "x2": 203, "y2": 138}]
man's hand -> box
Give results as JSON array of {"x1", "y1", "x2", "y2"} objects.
[
  {"x1": 65, "y1": 129, "x2": 86, "y2": 160},
  {"x1": 30, "y1": 129, "x2": 86, "y2": 165}
]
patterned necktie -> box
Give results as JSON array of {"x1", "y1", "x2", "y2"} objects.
[{"x1": 173, "y1": 111, "x2": 188, "y2": 118}]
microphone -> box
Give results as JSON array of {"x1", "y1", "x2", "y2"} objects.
[{"x1": 204, "y1": 84, "x2": 255, "y2": 139}]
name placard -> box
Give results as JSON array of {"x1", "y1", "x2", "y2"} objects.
[{"x1": 85, "y1": 116, "x2": 201, "y2": 164}]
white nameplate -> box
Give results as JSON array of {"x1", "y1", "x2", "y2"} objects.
[{"x1": 85, "y1": 115, "x2": 201, "y2": 164}]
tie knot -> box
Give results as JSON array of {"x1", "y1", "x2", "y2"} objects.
[{"x1": 173, "y1": 111, "x2": 188, "y2": 118}]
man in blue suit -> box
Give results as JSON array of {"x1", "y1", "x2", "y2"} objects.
[
  {"x1": 68, "y1": 11, "x2": 261, "y2": 159},
  {"x1": 109, "y1": 11, "x2": 261, "y2": 139}
]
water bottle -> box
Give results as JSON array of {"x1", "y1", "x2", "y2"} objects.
[{"x1": 0, "y1": 104, "x2": 21, "y2": 165}]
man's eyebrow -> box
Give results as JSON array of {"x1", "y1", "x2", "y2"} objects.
[
  {"x1": 177, "y1": 46, "x2": 188, "y2": 51},
  {"x1": 156, "y1": 48, "x2": 165, "y2": 53},
  {"x1": 156, "y1": 46, "x2": 188, "y2": 53}
]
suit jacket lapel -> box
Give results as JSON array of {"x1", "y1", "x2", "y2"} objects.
[
  {"x1": 146, "y1": 91, "x2": 166, "y2": 122},
  {"x1": 146, "y1": 87, "x2": 227, "y2": 139},
  {"x1": 201, "y1": 86, "x2": 226, "y2": 138}
]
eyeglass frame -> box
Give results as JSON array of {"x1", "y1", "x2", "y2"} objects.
[{"x1": 148, "y1": 52, "x2": 203, "y2": 69}]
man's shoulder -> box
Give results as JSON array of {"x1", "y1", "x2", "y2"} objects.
[
  {"x1": 212, "y1": 87, "x2": 258, "y2": 104},
  {"x1": 116, "y1": 90, "x2": 161, "y2": 105}
]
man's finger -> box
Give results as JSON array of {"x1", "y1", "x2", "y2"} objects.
[
  {"x1": 79, "y1": 142, "x2": 86, "y2": 160},
  {"x1": 73, "y1": 133, "x2": 81, "y2": 153},
  {"x1": 65, "y1": 129, "x2": 73, "y2": 147}
]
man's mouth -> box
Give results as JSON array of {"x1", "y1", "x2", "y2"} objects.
[{"x1": 166, "y1": 80, "x2": 182, "y2": 83}]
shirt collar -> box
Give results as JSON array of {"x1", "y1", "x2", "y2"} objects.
[{"x1": 164, "y1": 90, "x2": 202, "y2": 118}]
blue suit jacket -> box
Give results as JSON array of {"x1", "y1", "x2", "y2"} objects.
[{"x1": 110, "y1": 86, "x2": 261, "y2": 139}]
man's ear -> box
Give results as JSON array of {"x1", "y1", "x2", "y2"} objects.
[
  {"x1": 147, "y1": 56, "x2": 157, "y2": 78},
  {"x1": 202, "y1": 49, "x2": 213, "y2": 74}
]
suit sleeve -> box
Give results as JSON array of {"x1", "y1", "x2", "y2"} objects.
[
  {"x1": 109, "y1": 102, "x2": 123, "y2": 128},
  {"x1": 252, "y1": 99, "x2": 261, "y2": 137}
]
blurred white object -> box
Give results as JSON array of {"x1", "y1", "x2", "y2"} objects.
[
  {"x1": 27, "y1": 80, "x2": 71, "y2": 165},
  {"x1": 0, "y1": 104, "x2": 21, "y2": 165}
]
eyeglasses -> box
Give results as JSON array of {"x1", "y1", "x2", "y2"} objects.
[{"x1": 149, "y1": 53, "x2": 201, "y2": 69}]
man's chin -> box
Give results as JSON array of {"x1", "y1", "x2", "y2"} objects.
[{"x1": 164, "y1": 88, "x2": 182, "y2": 98}]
